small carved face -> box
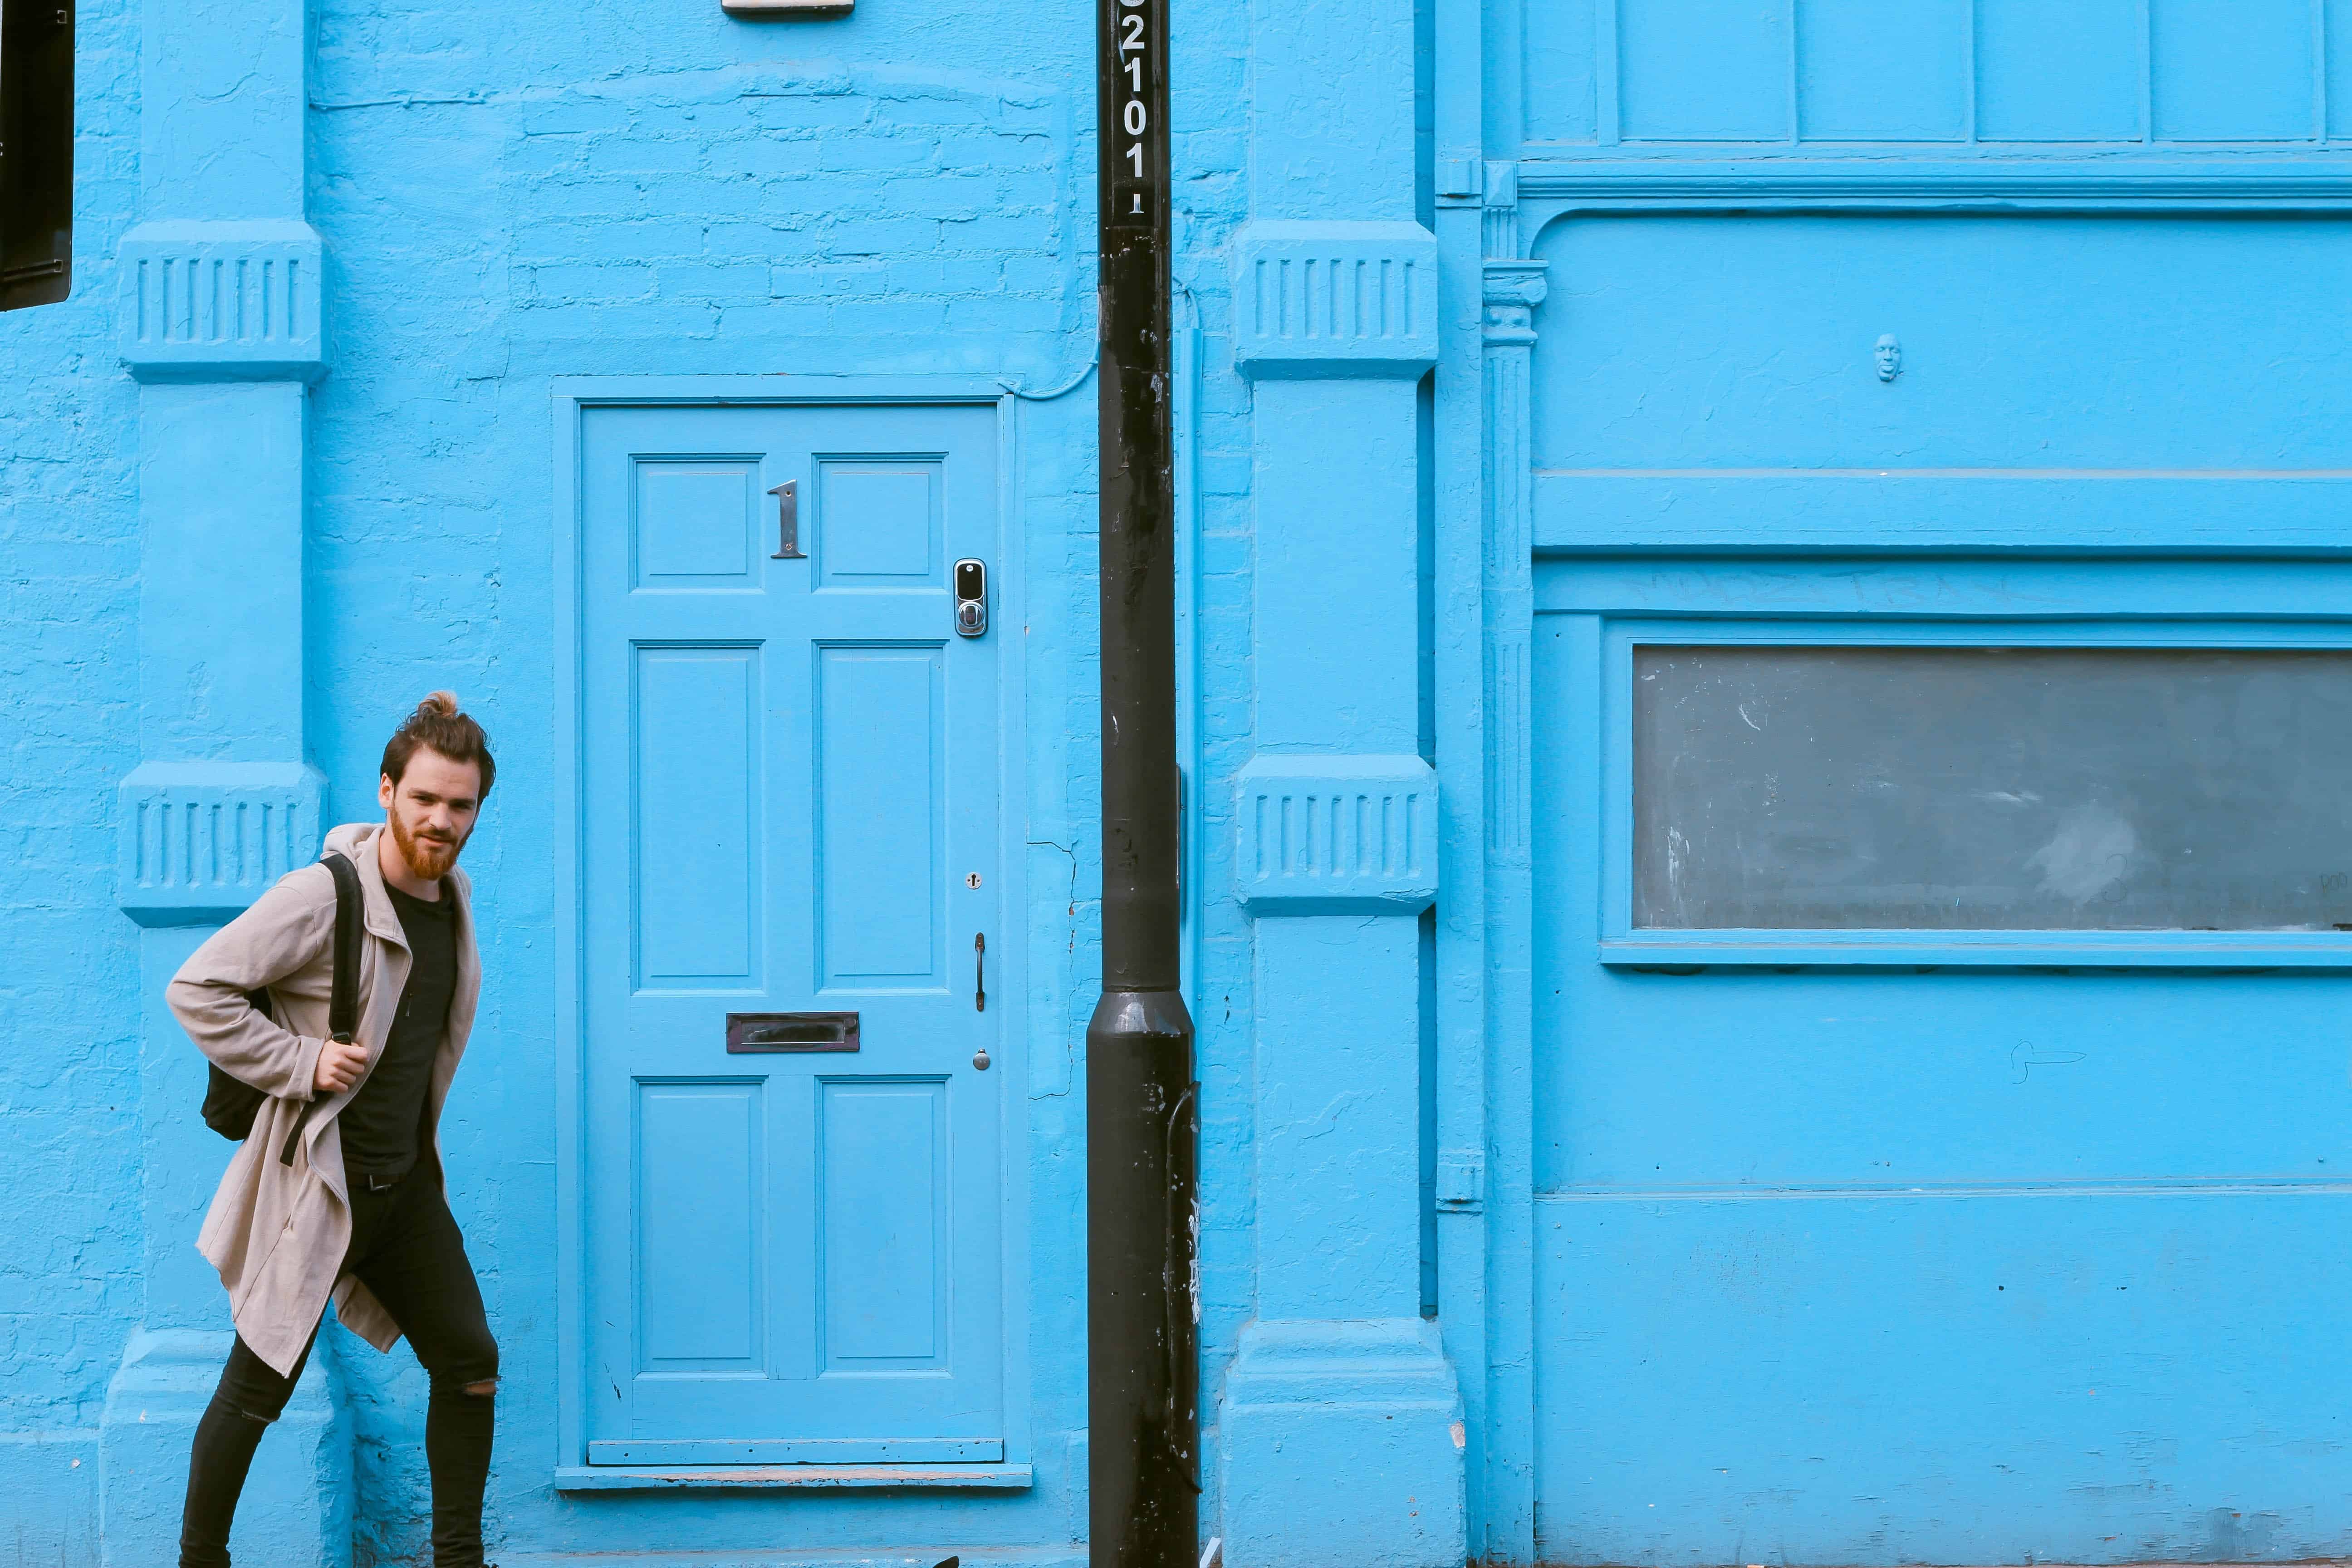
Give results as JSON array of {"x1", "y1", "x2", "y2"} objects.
[{"x1": 1874, "y1": 333, "x2": 1901, "y2": 382}]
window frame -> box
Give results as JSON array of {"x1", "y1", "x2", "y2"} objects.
[{"x1": 1597, "y1": 616, "x2": 2352, "y2": 969}]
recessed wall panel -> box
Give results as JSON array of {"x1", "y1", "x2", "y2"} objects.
[
  {"x1": 816, "y1": 459, "x2": 942, "y2": 588},
  {"x1": 2332, "y1": 0, "x2": 2352, "y2": 138},
  {"x1": 636, "y1": 1080, "x2": 764, "y2": 1372},
  {"x1": 2151, "y1": 0, "x2": 2315, "y2": 141},
  {"x1": 635, "y1": 645, "x2": 760, "y2": 987},
  {"x1": 1975, "y1": 0, "x2": 2142, "y2": 140},
  {"x1": 1532, "y1": 215, "x2": 2352, "y2": 470},
  {"x1": 814, "y1": 645, "x2": 943, "y2": 989},
  {"x1": 818, "y1": 1078, "x2": 947, "y2": 1370},
  {"x1": 1523, "y1": 0, "x2": 1599, "y2": 143},
  {"x1": 633, "y1": 460, "x2": 758, "y2": 588},
  {"x1": 1797, "y1": 0, "x2": 1968, "y2": 140},
  {"x1": 1619, "y1": 0, "x2": 1791, "y2": 141}
]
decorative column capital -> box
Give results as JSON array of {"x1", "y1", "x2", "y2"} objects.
[
  {"x1": 117, "y1": 220, "x2": 328, "y2": 383},
  {"x1": 1481, "y1": 259, "x2": 1549, "y2": 347},
  {"x1": 1231, "y1": 220, "x2": 1439, "y2": 381}
]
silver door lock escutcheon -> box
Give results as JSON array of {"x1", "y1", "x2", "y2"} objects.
[{"x1": 954, "y1": 557, "x2": 988, "y2": 637}]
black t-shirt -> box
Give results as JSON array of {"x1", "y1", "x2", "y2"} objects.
[{"x1": 338, "y1": 880, "x2": 457, "y2": 1180}]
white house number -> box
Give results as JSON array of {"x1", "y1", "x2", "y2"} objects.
[{"x1": 1119, "y1": 0, "x2": 1149, "y2": 179}]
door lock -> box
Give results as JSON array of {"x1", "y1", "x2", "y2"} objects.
[{"x1": 954, "y1": 558, "x2": 988, "y2": 637}]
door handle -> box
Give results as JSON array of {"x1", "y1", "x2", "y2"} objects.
[{"x1": 972, "y1": 934, "x2": 991, "y2": 1071}]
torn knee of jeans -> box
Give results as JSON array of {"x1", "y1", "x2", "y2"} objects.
[{"x1": 462, "y1": 1378, "x2": 499, "y2": 1398}]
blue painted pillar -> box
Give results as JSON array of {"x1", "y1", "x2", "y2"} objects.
[
  {"x1": 1218, "y1": 3, "x2": 1463, "y2": 1562},
  {"x1": 96, "y1": 0, "x2": 342, "y2": 1562}
]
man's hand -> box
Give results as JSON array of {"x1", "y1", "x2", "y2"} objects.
[{"x1": 314, "y1": 1038, "x2": 368, "y2": 1096}]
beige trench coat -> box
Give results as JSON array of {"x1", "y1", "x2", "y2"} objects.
[{"x1": 168, "y1": 820, "x2": 481, "y2": 1377}]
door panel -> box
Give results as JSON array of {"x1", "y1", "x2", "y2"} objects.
[
  {"x1": 634, "y1": 644, "x2": 760, "y2": 988},
  {"x1": 815, "y1": 645, "x2": 944, "y2": 988},
  {"x1": 635, "y1": 1080, "x2": 764, "y2": 1373},
  {"x1": 819, "y1": 1076, "x2": 949, "y2": 1369},
  {"x1": 582, "y1": 402, "x2": 1004, "y2": 1463}
]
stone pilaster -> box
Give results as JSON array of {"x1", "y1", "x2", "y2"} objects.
[
  {"x1": 97, "y1": 0, "x2": 345, "y2": 1562},
  {"x1": 1219, "y1": 36, "x2": 1465, "y2": 1554}
]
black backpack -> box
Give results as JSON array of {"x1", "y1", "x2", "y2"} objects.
[{"x1": 199, "y1": 850, "x2": 363, "y2": 1166}]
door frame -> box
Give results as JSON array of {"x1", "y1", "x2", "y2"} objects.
[{"x1": 550, "y1": 376, "x2": 1032, "y2": 1480}]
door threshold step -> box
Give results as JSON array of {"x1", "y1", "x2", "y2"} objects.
[{"x1": 553, "y1": 1463, "x2": 1033, "y2": 1491}]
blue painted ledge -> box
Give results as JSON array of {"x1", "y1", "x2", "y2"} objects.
[
  {"x1": 551, "y1": 1463, "x2": 1034, "y2": 1491},
  {"x1": 1598, "y1": 932, "x2": 2352, "y2": 968}
]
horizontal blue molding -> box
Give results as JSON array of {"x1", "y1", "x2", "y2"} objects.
[
  {"x1": 587, "y1": 1437, "x2": 1000, "y2": 1465},
  {"x1": 1230, "y1": 220, "x2": 1439, "y2": 380},
  {"x1": 1235, "y1": 753, "x2": 1439, "y2": 914},
  {"x1": 1532, "y1": 472, "x2": 2352, "y2": 555},
  {"x1": 117, "y1": 220, "x2": 327, "y2": 383},
  {"x1": 551, "y1": 1463, "x2": 1033, "y2": 1491},
  {"x1": 1538, "y1": 1179, "x2": 2352, "y2": 1202},
  {"x1": 1598, "y1": 932, "x2": 2352, "y2": 969},
  {"x1": 1535, "y1": 560, "x2": 2352, "y2": 618},
  {"x1": 1514, "y1": 156, "x2": 2352, "y2": 212},
  {"x1": 116, "y1": 761, "x2": 324, "y2": 926},
  {"x1": 550, "y1": 373, "x2": 1014, "y2": 404}
]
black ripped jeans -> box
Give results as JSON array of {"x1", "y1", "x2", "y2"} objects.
[{"x1": 180, "y1": 1167, "x2": 498, "y2": 1568}]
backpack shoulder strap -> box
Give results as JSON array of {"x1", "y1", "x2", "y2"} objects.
[
  {"x1": 321, "y1": 850, "x2": 362, "y2": 1044},
  {"x1": 281, "y1": 850, "x2": 363, "y2": 1167}
]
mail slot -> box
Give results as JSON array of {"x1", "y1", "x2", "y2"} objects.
[{"x1": 725, "y1": 1011, "x2": 860, "y2": 1053}]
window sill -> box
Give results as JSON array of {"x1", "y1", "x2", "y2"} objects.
[
  {"x1": 1599, "y1": 933, "x2": 2352, "y2": 970},
  {"x1": 553, "y1": 1463, "x2": 1033, "y2": 1492}
]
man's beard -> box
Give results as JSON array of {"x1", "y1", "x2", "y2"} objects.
[{"x1": 390, "y1": 812, "x2": 466, "y2": 882}]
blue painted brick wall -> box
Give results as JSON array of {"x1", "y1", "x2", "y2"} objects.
[
  {"x1": 0, "y1": 0, "x2": 145, "y2": 1442},
  {"x1": 0, "y1": 0, "x2": 1289, "y2": 1555},
  {"x1": 1171, "y1": 15, "x2": 1259, "y2": 1516}
]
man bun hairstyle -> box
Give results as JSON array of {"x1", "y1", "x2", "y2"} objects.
[{"x1": 382, "y1": 690, "x2": 496, "y2": 798}]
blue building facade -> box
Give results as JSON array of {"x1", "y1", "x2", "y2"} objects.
[{"x1": 10, "y1": 0, "x2": 2352, "y2": 1563}]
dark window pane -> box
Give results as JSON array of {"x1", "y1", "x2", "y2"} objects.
[{"x1": 1632, "y1": 646, "x2": 2352, "y2": 931}]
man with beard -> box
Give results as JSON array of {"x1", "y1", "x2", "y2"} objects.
[{"x1": 167, "y1": 692, "x2": 499, "y2": 1568}]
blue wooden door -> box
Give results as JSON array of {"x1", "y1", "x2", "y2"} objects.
[{"x1": 580, "y1": 402, "x2": 1005, "y2": 1465}]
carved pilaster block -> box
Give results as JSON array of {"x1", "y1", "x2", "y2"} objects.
[
  {"x1": 117, "y1": 220, "x2": 327, "y2": 383},
  {"x1": 1232, "y1": 220, "x2": 1440, "y2": 380},
  {"x1": 1236, "y1": 754, "x2": 1440, "y2": 914},
  {"x1": 116, "y1": 761, "x2": 324, "y2": 926}
]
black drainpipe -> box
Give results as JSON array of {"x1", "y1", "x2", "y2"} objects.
[{"x1": 1088, "y1": 0, "x2": 1199, "y2": 1566}]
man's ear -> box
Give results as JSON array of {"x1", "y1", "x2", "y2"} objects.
[{"x1": 377, "y1": 772, "x2": 397, "y2": 811}]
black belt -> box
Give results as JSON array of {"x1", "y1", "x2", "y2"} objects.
[{"x1": 351, "y1": 1169, "x2": 407, "y2": 1193}]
